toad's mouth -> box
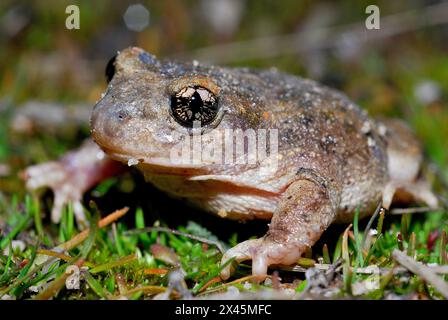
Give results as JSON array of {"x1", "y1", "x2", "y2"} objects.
[
  {"x1": 101, "y1": 146, "x2": 210, "y2": 176},
  {"x1": 91, "y1": 125, "x2": 209, "y2": 176}
]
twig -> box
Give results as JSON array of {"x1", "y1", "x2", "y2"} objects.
[
  {"x1": 390, "y1": 207, "x2": 443, "y2": 215},
  {"x1": 36, "y1": 249, "x2": 73, "y2": 262},
  {"x1": 424, "y1": 265, "x2": 448, "y2": 275},
  {"x1": 124, "y1": 226, "x2": 225, "y2": 253},
  {"x1": 197, "y1": 274, "x2": 269, "y2": 296},
  {"x1": 198, "y1": 276, "x2": 222, "y2": 293},
  {"x1": 28, "y1": 207, "x2": 129, "y2": 274},
  {"x1": 118, "y1": 285, "x2": 170, "y2": 298},
  {"x1": 58, "y1": 207, "x2": 128, "y2": 251},
  {"x1": 36, "y1": 249, "x2": 94, "y2": 268},
  {"x1": 144, "y1": 268, "x2": 168, "y2": 275},
  {"x1": 281, "y1": 263, "x2": 448, "y2": 275},
  {"x1": 287, "y1": 264, "x2": 377, "y2": 274},
  {"x1": 362, "y1": 202, "x2": 383, "y2": 248},
  {"x1": 392, "y1": 249, "x2": 448, "y2": 299}
]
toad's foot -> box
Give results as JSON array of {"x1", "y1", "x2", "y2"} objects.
[
  {"x1": 221, "y1": 176, "x2": 338, "y2": 280},
  {"x1": 382, "y1": 179, "x2": 439, "y2": 210},
  {"x1": 221, "y1": 238, "x2": 308, "y2": 280},
  {"x1": 22, "y1": 139, "x2": 125, "y2": 224},
  {"x1": 381, "y1": 118, "x2": 439, "y2": 209},
  {"x1": 24, "y1": 161, "x2": 85, "y2": 224}
]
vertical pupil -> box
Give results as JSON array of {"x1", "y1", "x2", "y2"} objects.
[{"x1": 190, "y1": 91, "x2": 203, "y2": 116}]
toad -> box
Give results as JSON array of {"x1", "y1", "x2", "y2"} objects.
[{"x1": 23, "y1": 47, "x2": 438, "y2": 279}]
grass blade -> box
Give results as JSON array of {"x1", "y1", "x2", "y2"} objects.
[
  {"x1": 322, "y1": 244, "x2": 331, "y2": 264},
  {"x1": 342, "y1": 224, "x2": 353, "y2": 295},
  {"x1": 135, "y1": 208, "x2": 151, "y2": 248},
  {"x1": 353, "y1": 209, "x2": 364, "y2": 267},
  {"x1": 81, "y1": 213, "x2": 99, "y2": 259},
  {"x1": 333, "y1": 234, "x2": 343, "y2": 264}
]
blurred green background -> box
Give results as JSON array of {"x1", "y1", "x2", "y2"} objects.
[{"x1": 0, "y1": 0, "x2": 447, "y2": 199}]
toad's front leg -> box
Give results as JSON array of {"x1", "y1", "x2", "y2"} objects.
[
  {"x1": 22, "y1": 139, "x2": 125, "y2": 224},
  {"x1": 221, "y1": 178, "x2": 337, "y2": 279}
]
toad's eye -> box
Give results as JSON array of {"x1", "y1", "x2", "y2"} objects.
[
  {"x1": 170, "y1": 86, "x2": 219, "y2": 127},
  {"x1": 105, "y1": 55, "x2": 117, "y2": 83}
]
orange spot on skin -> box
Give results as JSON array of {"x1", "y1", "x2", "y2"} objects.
[
  {"x1": 263, "y1": 112, "x2": 270, "y2": 120},
  {"x1": 169, "y1": 76, "x2": 221, "y2": 96}
]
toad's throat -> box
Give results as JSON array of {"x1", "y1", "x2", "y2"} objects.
[
  {"x1": 144, "y1": 173, "x2": 282, "y2": 199},
  {"x1": 103, "y1": 148, "x2": 283, "y2": 198}
]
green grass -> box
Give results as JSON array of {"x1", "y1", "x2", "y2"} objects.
[
  {"x1": 0, "y1": 192, "x2": 446, "y2": 300},
  {"x1": 0, "y1": 196, "x2": 228, "y2": 299}
]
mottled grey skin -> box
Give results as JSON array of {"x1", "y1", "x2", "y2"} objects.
[{"x1": 24, "y1": 47, "x2": 438, "y2": 279}]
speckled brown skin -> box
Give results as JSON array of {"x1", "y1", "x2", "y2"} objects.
[{"x1": 24, "y1": 47, "x2": 438, "y2": 279}]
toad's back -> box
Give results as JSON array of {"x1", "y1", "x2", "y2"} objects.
[{"x1": 208, "y1": 67, "x2": 390, "y2": 221}]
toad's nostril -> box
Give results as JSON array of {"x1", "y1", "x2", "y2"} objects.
[
  {"x1": 117, "y1": 111, "x2": 127, "y2": 121},
  {"x1": 91, "y1": 103, "x2": 124, "y2": 141}
]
